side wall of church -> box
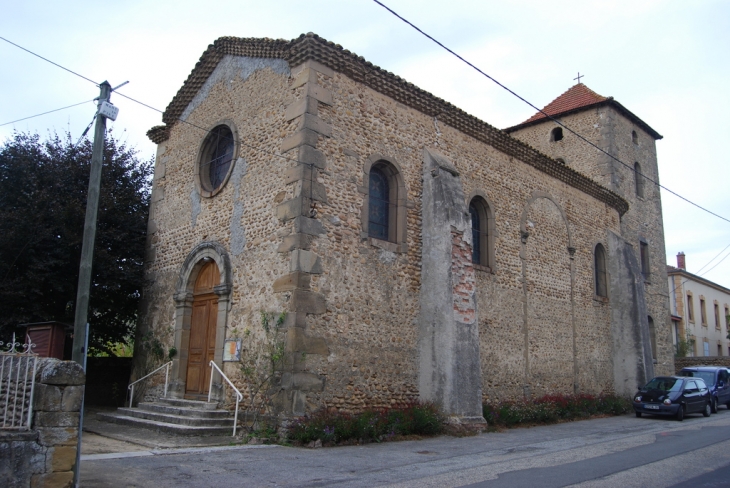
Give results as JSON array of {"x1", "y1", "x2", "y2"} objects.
[{"x1": 303, "y1": 71, "x2": 622, "y2": 408}]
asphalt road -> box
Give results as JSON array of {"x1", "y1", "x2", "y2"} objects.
[{"x1": 80, "y1": 408, "x2": 730, "y2": 487}]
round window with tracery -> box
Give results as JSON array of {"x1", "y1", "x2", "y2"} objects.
[{"x1": 198, "y1": 124, "x2": 236, "y2": 196}]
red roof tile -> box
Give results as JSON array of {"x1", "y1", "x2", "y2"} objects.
[{"x1": 522, "y1": 83, "x2": 608, "y2": 124}]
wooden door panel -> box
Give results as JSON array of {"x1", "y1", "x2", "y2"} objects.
[
  {"x1": 203, "y1": 298, "x2": 218, "y2": 392},
  {"x1": 186, "y1": 298, "x2": 216, "y2": 395},
  {"x1": 186, "y1": 261, "x2": 220, "y2": 397}
]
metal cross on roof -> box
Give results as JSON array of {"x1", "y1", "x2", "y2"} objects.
[{"x1": 574, "y1": 72, "x2": 584, "y2": 84}]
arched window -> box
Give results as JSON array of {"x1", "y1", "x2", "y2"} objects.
[
  {"x1": 632, "y1": 130, "x2": 638, "y2": 145},
  {"x1": 594, "y1": 243, "x2": 608, "y2": 298},
  {"x1": 469, "y1": 202, "x2": 483, "y2": 265},
  {"x1": 468, "y1": 196, "x2": 494, "y2": 269},
  {"x1": 368, "y1": 166, "x2": 390, "y2": 241},
  {"x1": 648, "y1": 315, "x2": 657, "y2": 360},
  {"x1": 634, "y1": 162, "x2": 645, "y2": 198},
  {"x1": 362, "y1": 158, "x2": 407, "y2": 251},
  {"x1": 550, "y1": 127, "x2": 563, "y2": 142}
]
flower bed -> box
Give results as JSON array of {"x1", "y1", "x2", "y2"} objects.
[
  {"x1": 288, "y1": 402, "x2": 445, "y2": 445},
  {"x1": 483, "y1": 393, "x2": 631, "y2": 427}
]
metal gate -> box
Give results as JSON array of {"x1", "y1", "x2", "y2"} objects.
[{"x1": 0, "y1": 334, "x2": 38, "y2": 430}]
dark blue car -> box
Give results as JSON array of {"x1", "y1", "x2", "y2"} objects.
[
  {"x1": 633, "y1": 376, "x2": 711, "y2": 421},
  {"x1": 679, "y1": 366, "x2": 730, "y2": 413}
]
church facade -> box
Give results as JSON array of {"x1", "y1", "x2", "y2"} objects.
[{"x1": 137, "y1": 34, "x2": 672, "y2": 420}]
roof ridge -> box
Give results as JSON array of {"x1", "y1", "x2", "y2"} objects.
[
  {"x1": 148, "y1": 34, "x2": 629, "y2": 216},
  {"x1": 521, "y1": 83, "x2": 608, "y2": 124}
]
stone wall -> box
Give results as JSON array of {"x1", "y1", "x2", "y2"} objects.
[
  {"x1": 674, "y1": 357, "x2": 730, "y2": 372},
  {"x1": 138, "y1": 37, "x2": 656, "y2": 418},
  {"x1": 310, "y1": 70, "x2": 621, "y2": 405},
  {"x1": 1, "y1": 358, "x2": 84, "y2": 488}
]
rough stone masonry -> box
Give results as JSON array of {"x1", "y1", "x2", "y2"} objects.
[{"x1": 135, "y1": 33, "x2": 672, "y2": 422}]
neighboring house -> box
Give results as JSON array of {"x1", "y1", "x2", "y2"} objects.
[
  {"x1": 668, "y1": 253, "x2": 730, "y2": 357},
  {"x1": 136, "y1": 33, "x2": 672, "y2": 421}
]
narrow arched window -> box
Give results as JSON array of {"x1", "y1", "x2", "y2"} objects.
[
  {"x1": 468, "y1": 196, "x2": 493, "y2": 268},
  {"x1": 550, "y1": 127, "x2": 563, "y2": 142},
  {"x1": 634, "y1": 162, "x2": 645, "y2": 198},
  {"x1": 648, "y1": 315, "x2": 656, "y2": 360},
  {"x1": 362, "y1": 158, "x2": 407, "y2": 251},
  {"x1": 594, "y1": 243, "x2": 608, "y2": 298},
  {"x1": 469, "y1": 203, "x2": 482, "y2": 264},
  {"x1": 368, "y1": 166, "x2": 390, "y2": 241},
  {"x1": 632, "y1": 130, "x2": 638, "y2": 145}
]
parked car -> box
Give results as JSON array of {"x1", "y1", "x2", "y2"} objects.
[
  {"x1": 633, "y1": 376, "x2": 711, "y2": 421},
  {"x1": 678, "y1": 366, "x2": 730, "y2": 413}
]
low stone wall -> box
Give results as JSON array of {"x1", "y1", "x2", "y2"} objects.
[
  {"x1": 1, "y1": 358, "x2": 85, "y2": 488},
  {"x1": 674, "y1": 356, "x2": 730, "y2": 373}
]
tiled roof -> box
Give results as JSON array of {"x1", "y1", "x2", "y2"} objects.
[
  {"x1": 148, "y1": 33, "x2": 629, "y2": 216},
  {"x1": 522, "y1": 83, "x2": 608, "y2": 124},
  {"x1": 504, "y1": 83, "x2": 662, "y2": 139}
]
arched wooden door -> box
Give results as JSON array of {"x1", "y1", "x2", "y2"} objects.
[{"x1": 185, "y1": 261, "x2": 219, "y2": 397}]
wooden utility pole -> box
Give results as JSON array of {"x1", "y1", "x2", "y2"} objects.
[{"x1": 72, "y1": 81, "x2": 112, "y2": 365}]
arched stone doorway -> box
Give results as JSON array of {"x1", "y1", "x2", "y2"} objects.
[
  {"x1": 186, "y1": 261, "x2": 220, "y2": 397},
  {"x1": 170, "y1": 242, "x2": 232, "y2": 401}
]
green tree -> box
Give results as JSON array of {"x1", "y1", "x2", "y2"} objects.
[{"x1": 0, "y1": 131, "x2": 152, "y2": 355}]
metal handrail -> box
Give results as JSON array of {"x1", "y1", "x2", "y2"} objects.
[
  {"x1": 208, "y1": 360, "x2": 243, "y2": 436},
  {"x1": 127, "y1": 361, "x2": 172, "y2": 408}
]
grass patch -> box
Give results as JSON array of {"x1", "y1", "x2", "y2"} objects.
[
  {"x1": 288, "y1": 402, "x2": 445, "y2": 445},
  {"x1": 483, "y1": 393, "x2": 631, "y2": 428}
]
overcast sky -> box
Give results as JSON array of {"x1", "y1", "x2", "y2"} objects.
[{"x1": 2, "y1": 0, "x2": 729, "y2": 288}]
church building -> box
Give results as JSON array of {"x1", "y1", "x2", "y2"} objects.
[{"x1": 137, "y1": 33, "x2": 672, "y2": 422}]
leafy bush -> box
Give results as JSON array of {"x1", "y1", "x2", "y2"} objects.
[
  {"x1": 288, "y1": 402, "x2": 444, "y2": 445},
  {"x1": 483, "y1": 393, "x2": 631, "y2": 427}
]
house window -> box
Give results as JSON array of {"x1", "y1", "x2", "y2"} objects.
[
  {"x1": 468, "y1": 196, "x2": 494, "y2": 268},
  {"x1": 687, "y1": 293, "x2": 694, "y2": 322},
  {"x1": 550, "y1": 127, "x2": 563, "y2": 142},
  {"x1": 634, "y1": 162, "x2": 645, "y2": 198},
  {"x1": 594, "y1": 243, "x2": 608, "y2": 298},
  {"x1": 719, "y1": 344, "x2": 723, "y2": 357},
  {"x1": 196, "y1": 123, "x2": 237, "y2": 197},
  {"x1": 640, "y1": 240, "x2": 650, "y2": 276},
  {"x1": 714, "y1": 302, "x2": 721, "y2": 329},
  {"x1": 361, "y1": 157, "x2": 407, "y2": 251},
  {"x1": 632, "y1": 130, "x2": 638, "y2": 145},
  {"x1": 704, "y1": 341, "x2": 710, "y2": 357},
  {"x1": 725, "y1": 306, "x2": 729, "y2": 329},
  {"x1": 700, "y1": 297, "x2": 707, "y2": 326}
]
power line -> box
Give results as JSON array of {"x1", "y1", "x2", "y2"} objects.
[
  {"x1": 371, "y1": 0, "x2": 730, "y2": 225},
  {"x1": 113, "y1": 90, "x2": 304, "y2": 168},
  {"x1": 0, "y1": 36, "x2": 99, "y2": 87},
  {"x1": 695, "y1": 242, "x2": 730, "y2": 275},
  {"x1": 5, "y1": 31, "x2": 730, "y2": 239},
  {"x1": 699, "y1": 248, "x2": 730, "y2": 278},
  {"x1": 0, "y1": 99, "x2": 95, "y2": 127}
]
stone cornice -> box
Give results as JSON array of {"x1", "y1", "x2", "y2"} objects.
[{"x1": 148, "y1": 33, "x2": 629, "y2": 216}]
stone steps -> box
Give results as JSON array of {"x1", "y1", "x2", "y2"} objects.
[{"x1": 95, "y1": 397, "x2": 236, "y2": 437}]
